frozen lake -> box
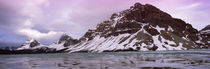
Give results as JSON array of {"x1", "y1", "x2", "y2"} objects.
[{"x1": 0, "y1": 50, "x2": 210, "y2": 69}]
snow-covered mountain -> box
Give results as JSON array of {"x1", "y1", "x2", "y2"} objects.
[
  {"x1": 48, "y1": 34, "x2": 79, "y2": 51},
  {"x1": 16, "y1": 39, "x2": 44, "y2": 50},
  {"x1": 16, "y1": 3, "x2": 209, "y2": 53},
  {"x1": 16, "y1": 39, "x2": 56, "y2": 53},
  {"x1": 66, "y1": 3, "x2": 209, "y2": 52},
  {"x1": 200, "y1": 25, "x2": 210, "y2": 45},
  {"x1": 16, "y1": 34, "x2": 79, "y2": 53}
]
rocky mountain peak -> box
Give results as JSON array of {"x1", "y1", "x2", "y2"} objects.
[
  {"x1": 58, "y1": 34, "x2": 73, "y2": 44},
  {"x1": 112, "y1": 3, "x2": 172, "y2": 24},
  {"x1": 16, "y1": 38, "x2": 41, "y2": 50},
  {"x1": 82, "y1": 3, "x2": 200, "y2": 41},
  {"x1": 25, "y1": 38, "x2": 40, "y2": 48},
  {"x1": 57, "y1": 34, "x2": 79, "y2": 47}
]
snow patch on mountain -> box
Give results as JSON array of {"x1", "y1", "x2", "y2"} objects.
[{"x1": 48, "y1": 42, "x2": 66, "y2": 51}]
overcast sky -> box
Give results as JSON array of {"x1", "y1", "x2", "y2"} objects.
[{"x1": 0, "y1": 0, "x2": 209, "y2": 47}]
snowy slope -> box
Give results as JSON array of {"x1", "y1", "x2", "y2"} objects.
[
  {"x1": 67, "y1": 24, "x2": 193, "y2": 53},
  {"x1": 48, "y1": 42, "x2": 66, "y2": 51}
]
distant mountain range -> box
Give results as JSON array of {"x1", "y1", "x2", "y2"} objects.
[
  {"x1": 1, "y1": 3, "x2": 209, "y2": 54},
  {"x1": 0, "y1": 46, "x2": 17, "y2": 50}
]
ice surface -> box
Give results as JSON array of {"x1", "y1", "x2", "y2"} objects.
[{"x1": 0, "y1": 50, "x2": 210, "y2": 69}]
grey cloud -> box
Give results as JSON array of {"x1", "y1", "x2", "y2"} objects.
[{"x1": 0, "y1": 2, "x2": 26, "y2": 31}]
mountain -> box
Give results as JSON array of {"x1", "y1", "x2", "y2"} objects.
[
  {"x1": 48, "y1": 34, "x2": 79, "y2": 51},
  {"x1": 16, "y1": 39, "x2": 56, "y2": 53},
  {"x1": 66, "y1": 3, "x2": 208, "y2": 52},
  {"x1": 14, "y1": 3, "x2": 209, "y2": 53},
  {"x1": 15, "y1": 34, "x2": 79, "y2": 53},
  {"x1": 0, "y1": 46, "x2": 18, "y2": 50},
  {"x1": 200, "y1": 25, "x2": 210, "y2": 46},
  {"x1": 16, "y1": 38, "x2": 43, "y2": 50}
]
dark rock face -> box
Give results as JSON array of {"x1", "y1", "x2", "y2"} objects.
[
  {"x1": 58, "y1": 34, "x2": 72, "y2": 44},
  {"x1": 29, "y1": 40, "x2": 40, "y2": 48},
  {"x1": 83, "y1": 3, "x2": 199, "y2": 40},
  {"x1": 58, "y1": 34, "x2": 80, "y2": 47},
  {"x1": 82, "y1": 30, "x2": 95, "y2": 41},
  {"x1": 32, "y1": 47, "x2": 57, "y2": 53},
  {"x1": 123, "y1": 3, "x2": 199, "y2": 41},
  {"x1": 127, "y1": 3, "x2": 172, "y2": 24},
  {"x1": 144, "y1": 25, "x2": 160, "y2": 36},
  {"x1": 148, "y1": 45, "x2": 158, "y2": 51}
]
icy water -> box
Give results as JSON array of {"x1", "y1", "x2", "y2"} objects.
[{"x1": 0, "y1": 50, "x2": 210, "y2": 69}]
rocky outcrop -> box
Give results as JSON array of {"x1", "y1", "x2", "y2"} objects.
[{"x1": 67, "y1": 3, "x2": 208, "y2": 52}]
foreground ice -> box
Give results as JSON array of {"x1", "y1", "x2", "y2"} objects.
[{"x1": 0, "y1": 50, "x2": 210, "y2": 69}]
